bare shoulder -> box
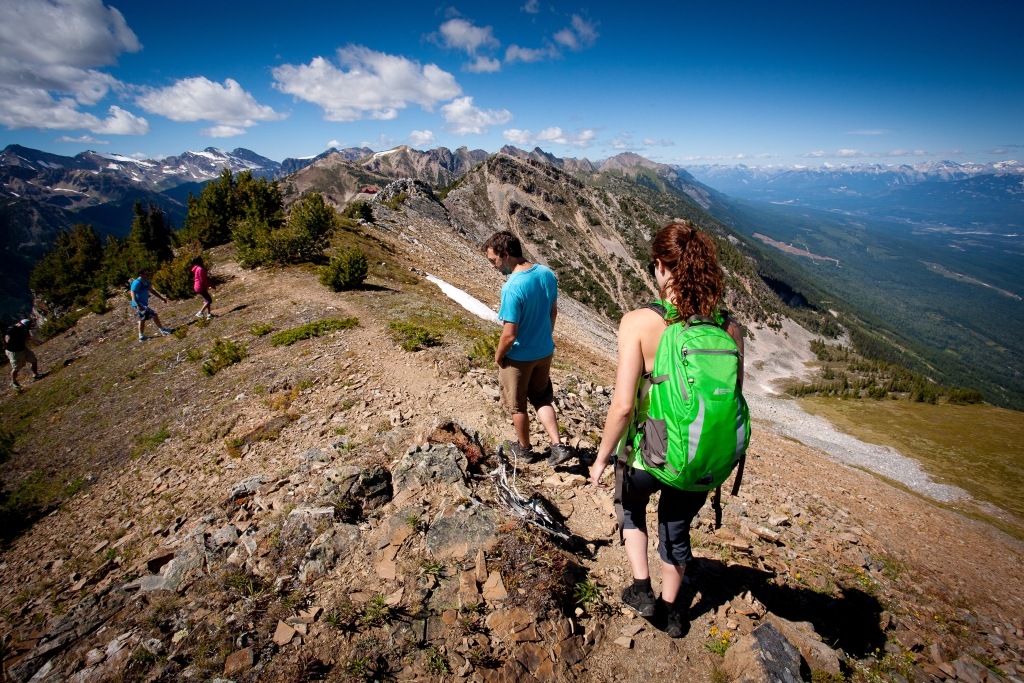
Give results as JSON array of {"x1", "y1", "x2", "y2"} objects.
[{"x1": 620, "y1": 306, "x2": 664, "y2": 328}]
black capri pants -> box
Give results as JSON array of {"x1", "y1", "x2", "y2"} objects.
[{"x1": 620, "y1": 468, "x2": 708, "y2": 566}]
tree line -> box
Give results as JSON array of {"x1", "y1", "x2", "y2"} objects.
[{"x1": 27, "y1": 169, "x2": 353, "y2": 338}]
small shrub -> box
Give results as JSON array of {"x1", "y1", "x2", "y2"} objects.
[
  {"x1": 344, "y1": 201, "x2": 374, "y2": 222},
  {"x1": 249, "y1": 322, "x2": 273, "y2": 336},
  {"x1": 270, "y1": 318, "x2": 359, "y2": 346},
  {"x1": 361, "y1": 596, "x2": 391, "y2": 627},
  {"x1": 201, "y1": 338, "x2": 247, "y2": 376},
  {"x1": 384, "y1": 192, "x2": 408, "y2": 210},
  {"x1": 420, "y1": 560, "x2": 444, "y2": 577},
  {"x1": 705, "y1": 626, "x2": 733, "y2": 656},
  {"x1": 469, "y1": 330, "x2": 501, "y2": 366},
  {"x1": 185, "y1": 348, "x2": 203, "y2": 362},
  {"x1": 320, "y1": 248, "x2": 368, "y2": 291},
  {"x1": 152, "y1": 242, "x2": 205, "y2": 300},
  {"x1": 947, "y1": 388, "x2": 984, "y2": 405},
  {"x1": 0, "y1": 429, "x2": 14, "y2": 465},
  {"x1": 573, "y1": 579, "x2": 603, "y2": 611},
  {"x1": 39, "y1": 308, "x2": 88, "y2": 340},
  {"x1": 425, "y1": 646, "x2": 449, "y2": 676},
  {"x1": 389, "y1": 321, "x2": 441, "y2": 352},
  {"x1": 172, "y1": 327, "x2": 188, "y2": 340}
]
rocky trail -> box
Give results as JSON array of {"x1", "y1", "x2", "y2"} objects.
[{"x1": 2, "y1": 202, "x2": 1024, "y2": 683}]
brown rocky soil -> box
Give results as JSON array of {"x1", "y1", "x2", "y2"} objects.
[{"x1": 1, "y1": 205, "x2": 1023, "y2": 683}]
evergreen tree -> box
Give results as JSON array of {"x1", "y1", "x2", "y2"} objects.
[
  {"x1": 179, "y1": 168, "x2": 237, "y2": 247},
  {"x1": 28, "y1": 224, "x2": 104, "y2": 310}
]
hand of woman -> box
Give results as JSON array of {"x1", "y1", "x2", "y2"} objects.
[{"x1": 590, "y1": 454, "x2": 610, "y2": 488}]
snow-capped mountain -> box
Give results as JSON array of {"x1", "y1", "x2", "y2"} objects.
[{"x1": 0, "y1": 144, "x2": 281, "y2": 191}]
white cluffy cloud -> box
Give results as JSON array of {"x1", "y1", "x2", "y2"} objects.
[
  {"x1": 522, "y1": 0, "x2": 540, "y2": 12},
  {"x1": 0, "y1": 0, "x2": 149, "y2": 134},
  {"x1": 801, "y1": 149, "x2": 934, "y2": 159},
  {"x1": 408, "y1": 130, "x2": 436, "y2": 147},
  {"x1": 442, "y1": 97, "x2": 512, "y2": 135},
  {"x1": 503, "y1": 126, "x2": 597, "y2": 148},
  {"x1": 361, "y1": 134, "x2": 396, "y2": 149},
  {"x1": 679, "y1": 153, "x2": 774, "y2": 161},
  {"x1": 327, "y1": 139, "x2": 341, "y2": 148},
  {"x1": 505, "y1": 14, "x2": 599, "y2": 65},
  {"x1": 432, "y1": 19, "x2": 501, "y2": 73},
  {"x1": 54, "y1": 134, "x2": 108, "y2": 144},
  {"x1": 273, "y1": 46, "x2": 462, "y2": 122},
  {"x1": 136, "y1": 77, "x2": 285, "y2": 137}
]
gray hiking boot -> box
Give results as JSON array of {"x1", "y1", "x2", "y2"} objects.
[
  {"x1": 505, "y1": 441, "x2": 536, "y2": 463},
  {"x1": 664, "y1": 598, "x2": 690, "y2": 638},
  {"x1": 621, "y1": 583, "x2": 657, "y2": 618},
  {"x1": 547, "y1": 444, "x2": 574, "y2": 466}
]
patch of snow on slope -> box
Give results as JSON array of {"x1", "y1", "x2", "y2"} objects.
[{"x1": 425, "y1": 275, "x2": 499, "y2": 324}]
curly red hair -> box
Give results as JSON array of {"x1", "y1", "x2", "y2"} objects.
[{"x1": 651, "y1": 222, "x2": 723, "y2": 322}]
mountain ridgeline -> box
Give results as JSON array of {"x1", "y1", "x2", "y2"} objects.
[{"x1": 3, "y1": 141, "x2": 1022, "y2": 409}]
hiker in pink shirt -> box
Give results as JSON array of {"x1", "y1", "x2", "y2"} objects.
[{"x1": 191, "y1": 256, "x2": 215, "y2": 319}]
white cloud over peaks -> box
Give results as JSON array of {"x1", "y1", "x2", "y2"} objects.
[
  {"x1": 327, "y1": 140, "x2": 341, "y2": 148},
  {"x1": 801, "y1": 149, "x2": 931, "y2": 159},
  {"x1": 431, "y1": 19, "x2": 502, "y2": 74},
  {"x1": 503, "y1": 127, "x2": 596, "y2": 148},
  {"x1": 441, "y1": 97, "x2": 512, "y2": 135},
  {"x1": 408, "y1": 130, "x2": 436, "y2": 147},
  {"x1": 0, "y1": 0, "x2": 149, "y2": 134},
  {"x1": 273, "y1": 46, "x2": 461, "y2": 122},
  {"x1": 137, "y1": 77, "x2": 284, "y2": 138},
  {"x1": 506, "y1": 14, "x2": 599, "y2": 65},
  {"x1": 553, "y1": 15, "x2": 599, "y2": 50},
  {"x1": 642, "y1": 138, "x2": 674, "y2": 147},
  {"x1": 54, "y1": 134, "x2": 108, "y2": 144}
]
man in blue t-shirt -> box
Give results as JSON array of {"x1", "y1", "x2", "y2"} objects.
[
  {"x1": 483, "y1": 231, "x2": 572, "y2": 466},
  {"x1": 130, "y1": 268, "x2": 172, "y2": 341}
]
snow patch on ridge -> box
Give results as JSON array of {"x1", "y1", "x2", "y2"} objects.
[{"x1": 425, "y1": 275, "x2": 499, "y2": 324}]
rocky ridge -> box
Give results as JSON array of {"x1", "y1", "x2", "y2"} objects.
[{"x1": 1, "y1": 203, "x2": 1022, "y2": 682}]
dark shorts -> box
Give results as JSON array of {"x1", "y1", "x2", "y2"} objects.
[
  {"x1": 136, "y1": 306, "x2": 157, "y2": 321},
  {"x1": 197, "y1": 290, "x2": 212, "y2": 305},
  {"x1": 498, "y1": 354, "x2": 554, "y2": 413},
  {"x1": 621, "y1": 468, "x2": 708, "y2": 566}
]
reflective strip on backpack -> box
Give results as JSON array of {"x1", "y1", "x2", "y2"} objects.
[
  {"x1": 734, "y1": 403, "x2": 746, "y2": 464},
  {"x1": 687, "y1": 394, "x2": 705, "y2": 464}
]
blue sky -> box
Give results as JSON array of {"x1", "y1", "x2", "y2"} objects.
[{"x1": 1, "y1": 0, "x2": 1021, "y2": 166}]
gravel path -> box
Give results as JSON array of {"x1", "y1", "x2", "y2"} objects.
[{"x1": 746, "y1": 392, "x2": 969, "y2": 503}]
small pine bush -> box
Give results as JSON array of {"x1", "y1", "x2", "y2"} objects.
[
  {"x1": 152, "y1": 242, "x2": 206, "y2": 301},
  {"x1": 201, "y1": 338, "x2": 247, "y2": 376},
  {"x1": 343, "y1": 201, "x2": 374, "y2": 222},
  {"x1": 270, "y1": 318, "x2": 359, "y2": 347},
  {"x1": 320, "y1": 248, "x2": 368, "y2": 291},
  {"x1": 388, "y1": 321, "x2": 441, "y2": 352}
]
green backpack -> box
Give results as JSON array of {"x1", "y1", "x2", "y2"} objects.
[{"x1": 624, "y1": 302, "x2": 751, "y2": 523}]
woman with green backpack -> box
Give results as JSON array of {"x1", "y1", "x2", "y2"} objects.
[{"x1": 589, "y1": 222, "x2": 749, "y2": 638}]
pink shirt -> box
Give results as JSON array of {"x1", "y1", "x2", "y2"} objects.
[{"x1": 191, "y1": 265, "x2": 212, "y2": 292}]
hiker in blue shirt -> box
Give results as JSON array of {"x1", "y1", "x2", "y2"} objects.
[
  {"x1": 482, "y1": 231, "x2": 572, "y2": 467},
  {"x1": 130, "y1": 268, "x2": 172, "y2": 341}
]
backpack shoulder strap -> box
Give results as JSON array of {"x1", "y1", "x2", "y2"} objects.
[{"x1": 643, "y1": 302, "x2": 667, "y2": 318}]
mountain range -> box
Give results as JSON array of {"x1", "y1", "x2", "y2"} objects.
[{"x1": 2, "y1": 141, "x2": 1023, "y2": 408}]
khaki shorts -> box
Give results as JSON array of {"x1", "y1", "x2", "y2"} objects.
[
  {"x1": 499, "y1": 354, "x2": 554, "y2": 413},
  {"x1": 6, "y1": 348, "x2": 36, "y2": 371}
]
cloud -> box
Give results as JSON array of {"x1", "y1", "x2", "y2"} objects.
[
  {"x1": 273, "y1": 46, "x2": 462, "y2": 122},
  {"x1": 0, "y1": 0, "x2": 149, "y2": 134},
  {"x1": 327, "y1": 139, "x2": 341, "y2": 148},
  {"x1": 504, "y1": 43, "x2": 560, "y2": 64},
  {"x1": 441, "y1": 96, "x2": 512, "y2": 135},
  {"x1": 522, "y1": 0, "x2": 540, "y2": 12},
  {"x1": 200, "y1": 125, "x2": 247, "y2": 138},
  {"x1": 129, "y1": 152, "x2": 147, "y2": 159},
  {"x1": 678, "y1": 153, "x2": 777, "y2": 161},
  {"x1": 505, "y1": 14, "x2": 599, "y2": 65},
  {"x1": 801, "y1": 149, "x2": 933, "y2": 159},
  {"x1": 846, "y1": 129, "x2": 893, "y2": 135},
  {"x1": 553, "y1": 15, "x2": 599, "y2": 51},
  {"x1": 361, "y1": 134, "x2": 396, "y2": 149},
  {"x1": 408, "y1": 129, "x2": 436, "y2": 147},
  {"x1": 430, "y1": 19, "x2": 501, "y2": 73},
  {"x1": 985, "y1": 146, "x2": 1021, "y2": 154},
  {"x1": 54, "y1": 134, "x2": 108, "y2": 144},
  {"x1": 642, "y1": 138, "x2": 674, "y2": 147},
  {"x1": 503, "y1": 126, "x2": 596, "y2": 148},
  {"x1": 935, "y1": 149, "x2": 964, "y2": 156},
  {"x1": 137, "y1": 77, "x2": 285, "y2": 134}
]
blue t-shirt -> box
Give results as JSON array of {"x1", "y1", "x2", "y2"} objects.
[
  {"x1": 130, "y1": 278, "x2": 151, "y2": 308},
  {"x1": 498, "y1": 264, "x2": 558, "y2": 362}
]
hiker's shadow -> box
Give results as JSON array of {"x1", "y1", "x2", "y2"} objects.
[{"x1": 688, "y1": 558, "x2": 887, "y2": 659}]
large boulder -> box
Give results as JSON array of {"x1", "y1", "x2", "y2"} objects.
[
  {"x1": 425, "y1": 506, "x2": 499, "y2": 559},
  {"x1": 392, "y1": 443, "x2": 468, "y2": 492},
  {"x1": 723, "y1": 621, "x2": 802, "y2": 683}
]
